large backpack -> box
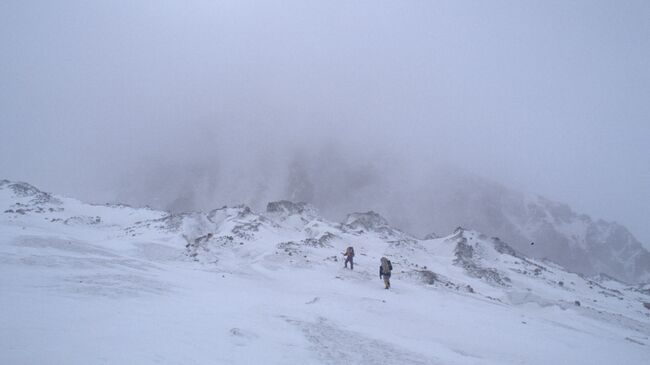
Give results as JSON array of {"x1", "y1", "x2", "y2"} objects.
[
  {"x1": 381, "y1": 257, "x2": 392, "y2": 275},
  {"x1": 346, "y1": 246, "x2": 355, "y2": 256}
]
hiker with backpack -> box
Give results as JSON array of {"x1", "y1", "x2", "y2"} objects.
[
  {"x1": 343, "y1": 246, "x2": 355, "y2": 270},
  {"x1": 379, "y1": 257, "x2": 393, "y2": 289}
]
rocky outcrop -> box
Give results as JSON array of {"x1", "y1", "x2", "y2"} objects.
[
  {"x1": 344, "y1": 211, "x2": 390, "y2": 231},
  {"x1": 267, "y1": 201, "x2": 317, "y2": 216},
  {"x1": 451, "y1": 229, "x2": 512, "y2": 287},
  {"x1": 1, "y1": 181, "x2": 62, "y2": 206}
]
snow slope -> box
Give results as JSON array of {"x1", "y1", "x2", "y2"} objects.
[
  {"x1": 1, "y1": 180, "x2": 649, "y2": 364},
  {"x1": 415, "y1": 173, "x2": 650, "y2": 284}
]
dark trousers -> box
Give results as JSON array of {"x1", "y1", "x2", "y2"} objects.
[
  {"x1": 383, "y1": 274, "x2": 391, "y2": 289},
  {"x1": 345, "y1": 256, "x2": 354, "y2": 270}
]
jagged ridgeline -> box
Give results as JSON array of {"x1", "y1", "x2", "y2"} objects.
[
  {"x1": 2, "y1": 179, "x2": 650, "y2": 363},
  {"x1": 2, "y1": 180, "x2": 649, "y2": 304},
  {"x1": 416, "y1": 175, "x2": 650, "y2": 285}
]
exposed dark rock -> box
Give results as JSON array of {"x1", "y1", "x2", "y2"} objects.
[
  {"x1": 63, "y1": 215, "x2": 101, "y2": 225},
  {"x1": 318, "y1": 232, "x2": 337, "y2": 244},
  {"x1": 344, "y1": 211, "x2": 390, "y2": 231},
  {"x1": 236, "y1": 205, "x2": 253, "y2": 219},
  {"x1": 302, "y1": 232, "x2": 336, "y2": 248},
  {"x1": 267, "y1": 201, "x2": 316, "y2": 216},
  {"x1": 417, "y1": 270, "x2": 438, "y2": 285},
  {"x1": 637, "y1": 285, "x2": 650, "y2": 296},
  {"x1": 423, "y1": 232, "x2": 440, "y2": 240},
  {"x1": 7, "y1": 181, "x2": 42, "y2": 197},
  {"x1": 490, "y1": 236, "x2": 519, "y2": 257},
  {"x1": 388, "y1": 238, "x2": 418, "y2": 248},
  {"x1": 4, "y1": 181, "x2": 62, "y2": 205},
  {"x1": 453, "y1": 235, "x2": 511, "y2": 287}
]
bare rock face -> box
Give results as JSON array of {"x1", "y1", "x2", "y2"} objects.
[
  {"x1": 2, "y1": 181, "x2": 62, "y2": 206},
  {"x1": 302, "y1": 232, "x2": 337, "y2": 248},
  {"x1": 427, "y1": 176, "x2": 650, "y2": 284},
  {"x1": 1, "y1": 181, "x2": 63, "y2": 217},
  {"x1": 64, "y1": 216, "x2": 102, "y2": 225},
  {"x1": 342, "y1": 211, "x2": 418, "y2": 245},
  {"x1": 637, "y1": 284, "x2": 650, "y2": 296},
  {"x1": 514, "y1": 198, "x2": 650, "y2": 284},
  {"x1": 267, "y1": 201, "x2": 318, "y2": 217},
  {"x1": 343, "y1": 211, "x2": 391, "y2": 232},
  {"x1": 451, "y1": 229, "x2": 512, "y2": 287},
  {"x1": 423, "y1": 232, "x2": 440, "y2": 240},
  {"x1": 417, "y1": 270, "x2": 438, "y2": 285},
  {"x1": 490, "y1": 236, "x2": 519, "y2": 257}
]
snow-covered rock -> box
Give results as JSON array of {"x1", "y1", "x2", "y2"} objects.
[
  {"x1": 266, "y1": 200, "x2": 319, "y2": 218},
  {"x1": 1, "y1": 179, "x2": 649, "y2": 365},
  {"x1": 419, "y1": 174, "x2": 650, "y2": 284}
]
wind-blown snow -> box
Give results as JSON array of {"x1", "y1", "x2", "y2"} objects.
[{"x1": 1, "y1": 180, "x2": 648, "y2": 364}]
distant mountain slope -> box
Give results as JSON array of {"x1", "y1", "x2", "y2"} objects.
[
  {"x1": 416, "y1": 173, "x2": 650, "y2": 284},
  {"x1": 1, "y1": 179, "x2": 648, "y2": 309},
  {"x1": 282, "y1": 164, "x2": 650, "y2": 284},
  {"x1": 107, "y1": 158, "x2": 650, "y2": 284}
]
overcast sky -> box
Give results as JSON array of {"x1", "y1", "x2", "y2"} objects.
[{"x1": 1, "y1": 1, "x2": 649, "y2": 245}]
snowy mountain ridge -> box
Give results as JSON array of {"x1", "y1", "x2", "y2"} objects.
[
  {"x1": 280, "y1": 166, "x2": 650, "y2": 284},
  {"x1": 422, "y1": 173, "x2": 650, "y2": 285},
  {"x1": 1, "y1": 179, "x2": 649, "y2": 364},
  {"x1": 503, "y1": 193, "x2": 650, "y2": 284}
]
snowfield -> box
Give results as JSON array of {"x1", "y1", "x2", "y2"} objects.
[{"x1": 1, "y1": 180, "x2": 648, "y2": 364}]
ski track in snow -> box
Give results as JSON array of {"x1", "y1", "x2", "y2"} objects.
[{"x1": 286, "y1": 317, "x2": 437, "y2": 365}]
